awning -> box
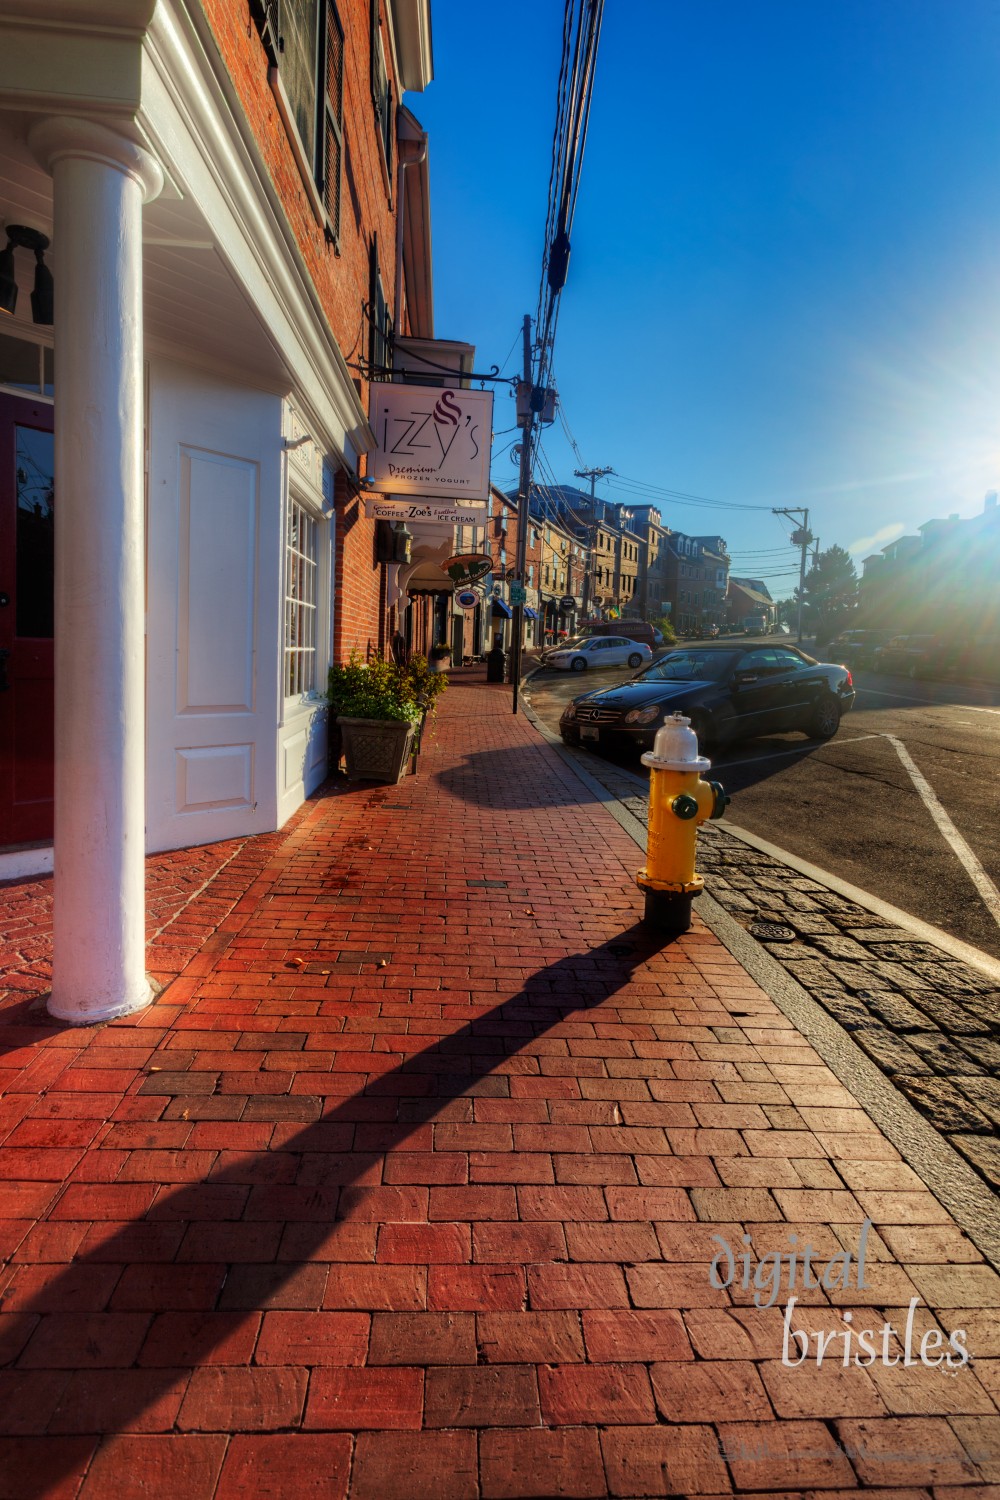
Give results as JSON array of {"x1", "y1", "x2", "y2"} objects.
[
  {"x1": 524, "y1": 607, "x2": 539, "y2": 620},
  {"x1": 491, "y1": 599, "x2": 512, "y2": 618}
]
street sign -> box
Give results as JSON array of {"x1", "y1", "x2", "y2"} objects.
[
  {"x1": 560, "y1": 594, "x2": 575, "y2": 613},
  {"x1": 363, "y1": 498, "x2": 483, "y2": 524},
  {"x1": 510, "y1": 583, "x2": 526, "y2": 605},
  {"x1": 442, "y1": 553, "x2": 493, "y2": 586}
]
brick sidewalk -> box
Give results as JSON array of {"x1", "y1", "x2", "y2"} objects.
[{"x1": 1, "y1": 682, "x2": 998, "y2": 1498}]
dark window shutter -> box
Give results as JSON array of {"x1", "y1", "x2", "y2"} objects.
[
  {"x1": 321, "y1": 1, "x2": 345, "y2": 242},
  {"x1": 369, "y1": 0, "x2": 380, "y2": 101},
  {"x1": 369, "y1": 0, "x2": 393, "y2": 176},
  {"x1": 368, "y1": 234, "x2": 391, "y2": 376}
]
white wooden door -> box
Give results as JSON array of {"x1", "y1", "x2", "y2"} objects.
[{"x1": 145, "y1": 360, "x2": 281, "y2": 852}]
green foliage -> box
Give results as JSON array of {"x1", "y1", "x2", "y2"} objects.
[
  {"x1": 653, "y1": 616, "x2": 677, "y2": 645},
  {"x1": 403, "y1": 652, "x2": 449, "y2": 714},
  {"x1": 327, "y1": 651, "x2": 447, "y2": 724},
  {"x1": 429, "y1": 641, "x2": 452, "y2": 660},
  {"x1": 798, "y1": 546, "x2": 859, "y2": 643}
]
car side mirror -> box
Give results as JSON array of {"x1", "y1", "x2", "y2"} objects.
[{"x1": 732, "y1": 670, "x2": 758, "y2": 686}]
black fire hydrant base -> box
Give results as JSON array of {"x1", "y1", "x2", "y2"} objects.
[{"x1": 642, "y1": 888, "x2": 694, "y2": 937}]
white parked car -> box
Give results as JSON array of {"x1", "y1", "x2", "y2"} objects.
[{"x1": 542, "y1": 636, "x2": 653, "y2": 672}]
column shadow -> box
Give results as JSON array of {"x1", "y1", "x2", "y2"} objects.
[{"x1": 5, "y1": 922, "x2": 672, "y2": 1494}]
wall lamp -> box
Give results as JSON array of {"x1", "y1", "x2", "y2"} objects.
[
  {"x1": 392, "y1": 520, "x2": 413, "y2": 565},
  {"x1": 0, "y1": 225, "x2": 54, "y2": 325}
]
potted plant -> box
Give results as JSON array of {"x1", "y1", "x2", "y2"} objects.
[
  {"x1": 327, "y1": 651, "x2": 446, "y2": 783},
  {"x1": 428, "y1": 641, "x2": 452, "y2": 674}
]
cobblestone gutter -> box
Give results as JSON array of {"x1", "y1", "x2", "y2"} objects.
[{"x1": 570, "y1": 757, "x2": 1000, "y2": 1197}]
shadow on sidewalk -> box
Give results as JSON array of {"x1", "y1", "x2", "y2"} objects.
[
  {"x1": 8, "y1": 921, "x2": 669, "y2": 1492},
  {"x1": 433, "y1": 744, "x2": 606, "y2": 809}
]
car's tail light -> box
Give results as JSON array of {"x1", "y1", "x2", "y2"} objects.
[{"x1": 845, "y1": 669, "x2": 853, "y2": 688}]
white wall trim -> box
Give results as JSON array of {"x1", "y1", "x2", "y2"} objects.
[{"x1": 0, "y1": 846, "x2": 53, "y2": 882}]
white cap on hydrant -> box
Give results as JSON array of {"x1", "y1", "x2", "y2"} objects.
[{"x1": 640, "y1": 712, "x2": 711, "y2": 772}]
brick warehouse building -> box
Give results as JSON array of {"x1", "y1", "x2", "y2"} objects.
[{"x1": 0, "y1": 0, "x2": 447, "y2": 1022}]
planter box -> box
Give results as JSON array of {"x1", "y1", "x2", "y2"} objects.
[{"x1": 336, "y1": 716, "x2": 415, "y2": 784}]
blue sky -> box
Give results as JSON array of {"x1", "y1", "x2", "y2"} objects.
[{"x1": 412, "y1": 0, "x2": 1000, "y2": 598}]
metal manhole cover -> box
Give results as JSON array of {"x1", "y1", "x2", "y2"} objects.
[{"x1": 749, "y1": 921, "x2": 796, "y2": 943}]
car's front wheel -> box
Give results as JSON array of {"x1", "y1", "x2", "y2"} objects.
[
  {"x1": 627, "y1": 652, "x2": 643, "y2": 668},
  {"x1": 571, "y1": 656, "x2": 587, "y2": 672},
  {"x1": 808, "y1": 695, "x2": 841, "y2": 739}
]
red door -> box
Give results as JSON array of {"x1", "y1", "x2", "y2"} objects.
[{"x1": 0, "y1": 394, "x2": 55, "y2": 845}]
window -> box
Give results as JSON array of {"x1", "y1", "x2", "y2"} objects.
[
  {"x1": 253, "y1": 0, "x2": 344, "y2": 244},
  {"x1": 320, "y1": 1, "x2": 345, "y2": 242},
  {"x1": 370, "y1": 0, "x2": 394, "y2": 177},
  {"x1": 276, "y1": 0, "x2": 319, "y2": 168},
  {"x1": 284, "y1": 500, "x2": 319, "y2": 697},
  {"x1": 0, "y1": 331, "x2": 53, "y2": 396}
]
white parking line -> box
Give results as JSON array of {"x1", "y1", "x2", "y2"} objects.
[
  {"x1": 854, "y1": 687, "x2": 934, "y2": 705},
  {"x1": 856, "y1": 686, "x2": 1000, "y2": 712},
  {"x1": 884, "y1": 733, "x2": 1000, "y2": 933}
]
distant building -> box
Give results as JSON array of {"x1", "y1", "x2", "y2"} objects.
[
  {"x1": 859, "y1": 493, "x2": 1000, "y2": 643},
  {"x1": 662, "y1": 533, "x2": 731, "y2": 634},
  {"x1": 728, "y1": 578, "x2": 776, "y2": 633}
]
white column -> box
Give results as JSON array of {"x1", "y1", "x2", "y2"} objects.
[{"x1": 30, "y1": 118, "x2": 162, "y2": 1024}]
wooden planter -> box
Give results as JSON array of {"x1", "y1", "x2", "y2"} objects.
[{"x1": 336, "y1": 716, "x2": 416, "y2": 784}]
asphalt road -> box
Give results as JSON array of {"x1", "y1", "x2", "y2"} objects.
[{"x1": 524, "y1": 646, "x2": 1000, "y2": 961}]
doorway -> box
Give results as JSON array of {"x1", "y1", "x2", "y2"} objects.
[{"x1": 0, "y1": 393, "x2": 55, "y2": 845}]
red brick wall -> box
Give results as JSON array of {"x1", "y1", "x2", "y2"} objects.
[
  {"x1": 198, "y1": 0, "x2": 404, "y2": 662},
  {"x1": 199, "y1": 0, "x2": 398, "y2": 374},
  {"x1": 333, "y1": 469, "x2": 383, "y2": 661}
]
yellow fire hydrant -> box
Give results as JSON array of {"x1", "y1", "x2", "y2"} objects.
[{"x1": 637, "y1": 712, "x2": 729, "y2": 935}]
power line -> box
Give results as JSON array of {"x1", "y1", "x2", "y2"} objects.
[{"x1": 609, "y1": 474, "x2": 774, "y2": 513}]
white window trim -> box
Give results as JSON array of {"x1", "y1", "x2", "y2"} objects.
[{"x1": 283, "y1": 484, "x2": 330, "y2": 714}]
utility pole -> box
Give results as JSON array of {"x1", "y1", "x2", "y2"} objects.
[
  {"x1": 772, "y1": 507, "x2": 813, "y2": 644},
  {"x1": 573, "y1": 465, "x2": 613, "y2": 620},
  {"x1": 511, "y1": 315, "x2": 534, "y2": 715}
]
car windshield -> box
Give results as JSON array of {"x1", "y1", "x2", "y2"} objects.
[
  {"x1": 633, "y1": 650, "x2": 739, "y2": 683},
  {"x1": 551, "y1": 637, "x2": 586, "y2": 651}
]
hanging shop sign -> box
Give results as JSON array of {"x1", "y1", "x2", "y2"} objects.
[
  {"x1": 560, "y1": 594, "x2": 576, "y2": 613},
  {"x1": 363, "y1": 497, "x2": 483, "y2": 525},
  {"x1": 456, "y1": 590, "x2": 480, "y2": 609},
  {"x1": 369, "y1": 386, "x2": 494, "y2": 501},
  {"x1": 442, "y1": 552, "x2": 493, "y2": 586}
]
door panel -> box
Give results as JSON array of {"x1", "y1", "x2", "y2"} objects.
[
  {"x1": 0, "y1": 397, "x2": 54, "y2": 845},
  {"x1": 145, "y1": 362, "x2": 281, "y2": 853}
]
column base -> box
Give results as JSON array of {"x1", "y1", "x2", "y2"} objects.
[{"x1": 46, "y1": 975, "x2": 156, "y2": 1027}]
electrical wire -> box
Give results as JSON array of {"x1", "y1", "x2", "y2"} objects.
[{"x1": 534, "y1": 0, "x2": 605, "y2": 398}]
